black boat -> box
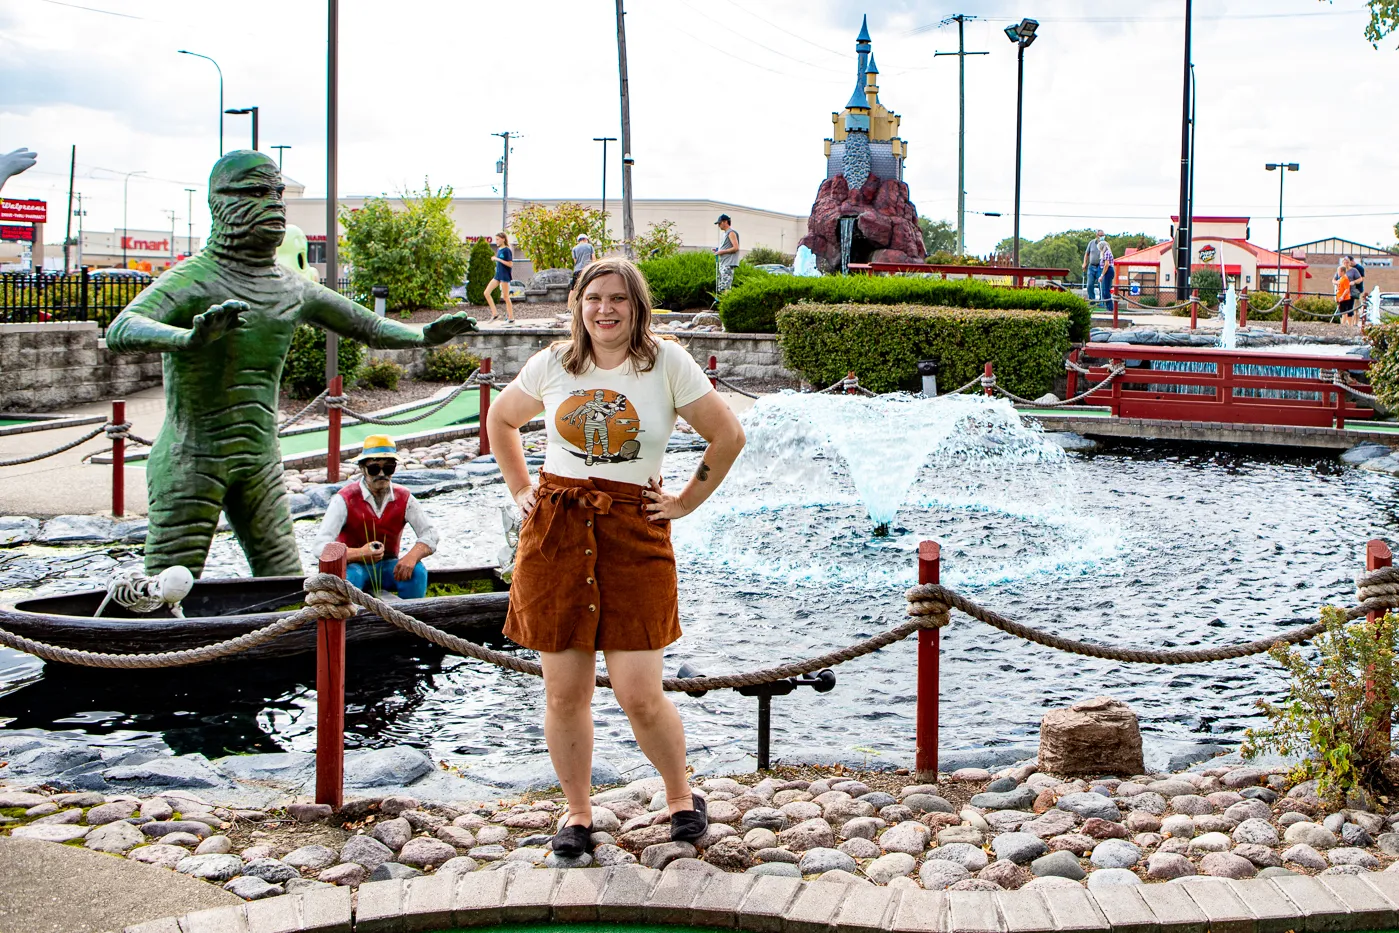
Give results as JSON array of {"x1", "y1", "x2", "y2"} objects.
[{"x1": 0, "y1": 566, "x2": 510, "y2": 666}]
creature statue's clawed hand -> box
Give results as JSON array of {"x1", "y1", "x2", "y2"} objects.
[
  {"x1": 0, "y1": 148, "x2": 38, "y2": 194},
  {"x1": 186, "y1": 300, "x2": 250, "y2": 349},
  {"x1": 421, "y1": 310, "x2": 478, "y2": 345}
]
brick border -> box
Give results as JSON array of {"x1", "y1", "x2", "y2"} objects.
[{"x1": 120, "y1": 867, "x2": 1399, "y2": 933}]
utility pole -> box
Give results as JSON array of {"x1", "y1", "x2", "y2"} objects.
[
  {"x1": 164, "y1": 210, "x2": 177, "y2": 264},
  {"x1": 1175, "y1": 0, "x2": 1193, "y2": 300},
  {"x1": 935, "y1": 15, "x2": 987, "y2": 256},
  {"x1": 73, "y1": 192, "x2": 85, "y2": 267},
  {"x1": 616, "y1": 0, "x2": 635, "y2": 258},
  {"x1": 184, "y1": 187, "x2": 195, "y2": 257},
  {"x1": 491, "y1": 132, "x2": 515, "y2": 233},
  {"x1": 325, "y1": 0, "x2": 340, "y2": 385},
  {"x1": 63, "y1": 145, "x2": 76, "y2": 273},
  {"x1": 593, "y1": 136, "x2": 616, "y2": 242}
]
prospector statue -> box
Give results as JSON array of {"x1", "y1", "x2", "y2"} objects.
[{"x1": 106, "y1": 150, "x2": 477, "y2": 578}]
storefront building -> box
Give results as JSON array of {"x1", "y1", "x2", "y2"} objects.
[
  {"x1": 64, "y1": 229, "x2": 202, "y2": 273},
  {"x1": 1115, "y1": 216, "x2": 1308, "y2": 299},
  {"x1": 1285, "y1": 237, "x2": 1399, "y2": 298}
]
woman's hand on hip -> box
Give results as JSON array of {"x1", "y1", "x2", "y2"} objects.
[
  {"x1": 513, "y1": 483, "x2": 539, "y2": 517},
  {"x1": 643, "y1": 479, "x2": 691, "y2": 521}
]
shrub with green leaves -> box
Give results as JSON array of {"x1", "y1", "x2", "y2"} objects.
[
  {"x1": 282, "y1": 325, "x2": 364, "y2": 399},
  {"x1": 1295, "y1": 294, "x2": 1338, "y2": 317},
  {"x1": 423, "y1": 343, "x2": 482, "y2": 383},
  {"x1": 777, "y1": 303, "x2": 1070, "y2": 396},
  {"x1": 722, "y1": 275, "x2": 1091, "y2": 341},
  {"x1": 634, "y1": 220, "x2": 683, "y2": 260},
  {"x1": 340, "y1": 181, "x2": 469, "y2": 314},
  {"x1": 742, "y1": 245, "x2": 794, "y2": 267},
  {"x1": 1241, "y1": 289, "x2": 1286, "y2": 321},
  {"x1": 1242, "y1": 606, "x2": 1399, "y2": 805},
  {"x1": 1365, "y1": 321, "x2": 1399, "y2": 411},
  {"x1": 638, "y1": 250, "x2": 769, "y2": 310},
  {"x1": 466, "y1": 238, "x2": 495, "y2": 306},
  {"x1": 1190, "y1": 268, "x2": 1224, "y2": 308},
  {"x1": 359, "y1": 357, "x2": 406, "y2": 391}
]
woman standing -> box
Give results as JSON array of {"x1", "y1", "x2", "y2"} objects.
[
  {"x1": 1336, "y1": 260, "x2": 1355, "y2": 328},
  {"x1": 484, "y1": 232, "x2": 515, "y2": 323},
  {"x1": 487, "y1": 257, "x2": 746, "y2": 857}
]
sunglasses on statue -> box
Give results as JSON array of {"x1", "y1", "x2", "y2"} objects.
[{"x1": 363, "y1": 462, "x2": 397, "y2": 477}]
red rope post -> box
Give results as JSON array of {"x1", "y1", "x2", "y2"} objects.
[
  {"x1": 845, "y1": 371, "x2": 857, "y2": 396},
  {"x1": 326, "y1": 375, "x2": 343, "y2": 484},
  {"x1": 916, "y1": 541, "x2": 940, "y2": 781},
  {"x1": 316, "y1": 541, "x2": 348, "y2": 808},
  {"x1": 479, "y1": 356, "x2": 493, "y2": 456},
  {"x1": 1111, "y1": 284, "x2": 1119, "y2": 329},
  {"x1": 1282, "y1": 297, "x2": 1291, "y2": 335},
  {"x1": 1190, "y1": 288, "x2": 1199, "y2": 330},
  {"x1": 1239, "y1": 288, "x2": 1250, "y2": 328},
  {"x1": 1066, "y1": 349, "x2": 1081, "y2": 400},
  {"x1": 983, "y1": 362, "x2": 994, "y2": 397},
  {"x1": 708, "y1": 355, "x2": 718, "y2": 390},
  {"x1": 111, "y1": 399, "x2": 125, "y2": 518},
  {"x1": 1367, "y1": 539, "x2": 1393, "y2": 758}
]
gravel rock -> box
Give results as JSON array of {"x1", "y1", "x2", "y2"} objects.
[
  {"x1": 1081, "y1": 819, "x2": 1130, "y2": 840},
  {"x1": 1283, "y1": 822, "x2": 1338, "y2": 849},
  {"x1": 780, "y1": 802, "x2": 822, "y2": 822},
  {"x1": 878, "y1": 822, "x2": 930, "y2": 856},
  {"x1": 1342, "y1": 823, "x2": 1374, "y2": 847},
  {"x1": 243, "y1": 858, "x2": 299, "y2": 884},
  {"x1": 1022, "y1": 876, "x2": 1084, "y2": 890},
  {"x1": 1146, "y1": 852, "x2": 1195, "y2": 880},
  {"x1": 1187, "y1": 832, "x2": 1233, "y2": 854},
  {"x1": 1169, "y1": 795, "x2": 1216, "y2": 816},
  {"x1": 1220, "y1": 767, "x2": 1269, "y2": 788},
  {"x1": 839, "y1": 817, "x2": 881, "y2": 841},
  {"x1": 195, "y1": 835, "x2": 233, "y2": 855},
  {"x1": 924, "y1": 843, "x2": 987, "y2": 872},
  {"x1": 937, "y1": 825, "x2": 984, "y2": 846},
  {"x1": 593, "y1": 845, "x2": 637, "y2": 867},
  {"x1": 1119, "y1": 793, "x2": 1167, "y2": 816},
  {"x1": 1030, "y1": 851, "x2": 1086, "y2": 881},
  {"x1": 176, "y1": 854, "x2": 244, "y2": 882},
  {"x1": 287, "y1": 803, "x2": 334, "y2": 823},
  {"x1": 32, "y1": 808, "x2": 82, "y2": 825},
  {"x1": 1224, "y1": 800, "x2": 1272, "y2": 824},
  {"x1": 127, "y1": 844, "x2": 190, "y2": 869},
  {"x1": 1233, "y1": 844, "x2": 1282, "y2": 868},
  {"x1": 1048, "y1": 834, "x2": 1095, "y2": 855},
  {"x1": 84, "y1": 820, "x2": 146, "y2": 853},
  {"x1": 1378, "y1": 833, "x2": 1399, "y2": 857},
  {"x1": 285, "y1": 878, "x2": 335, "y2": 895},
  {"x1": 754, "y1": 848, "x2": 799, "y2": 864},
  {"x1": 1090, "y1": 839, "x2": 1141, "y2": 869},
  {"x1": 948, "y1": 879, "x2": 1004, "y2": 892},
  {"x1": 1320, "y1": 865, "x2": 1373, "y2": 876},
  {"x1": 11, "y1": 824, "x2": 89, "y2": 843},
  {"x1": 744, "y1": 828, "x2": 778, "y2": 849},
  {"x1": 918, "y1": 860, "x2": 971, "y2": 890},
  {"x1": 703, "y1": 837, "x2": 753, "y2": 871},
  {"x1": 747, "y1": 862, "x2": 802, "y2": 877},
  {"x1": 741, "y1": 808, "x2": 788, "y2": 831},
  {"x1": 1329, "y1": 847, "x2": 1381, "y2": 869},
  {"x1": 1124, "y1": 811, "x2": 1162, "y2": 833},
  {"x1": 839, "y1": 838, "x2": 881, "y2": 860},
  {"x1": 140, "y1": 799, "x2": 174, "y2": 821},
  {"x1": 336, "y1": 836, "x2": 393, "y2": 872},
  {"x1": 992, "y1": 833, "x2": 1048, "y2": 865},
  {"x1": 864, "y1": 852, "x2": 915, "y2": 884},
  {"x1": 969, "y1": 787, "x2": 1038, "y2": 811},
  {"x1": 369, "y1": 817, "x2": 413, "y2": 851},
  {"x1": 468, "y1": 845, "x2": 507, "y2": 862},
  {"x1": 1146, "y1": 781, "x2": 1197, "y2": 798},
  {"x1": 368, "y1": 863, "x2": 422, "y2": 882},
  {"x1": 979, "y1": 860, "x2": 1030, "y2": 890},
  {"x1": 1058, "y1": 793, "x2": 1121, "y2": 822},
  {"x1": 159, "y1": 833, "x2": 203, "y2": 849},
  {"x1": 1020, "y1": 810, "x2": 1076, "y2": 839},
  {"x1": 86, "y1": 801, "x2": 138, "y2": 825},
  {"x1": 1161, "y1": 815, "x2": 1196, "y2": 838},
  {"x1": 641, "y1": 842, "x2": 697, "y2": 870},
  {"x1": 224, "y1": 876, "x2": 282, "y2": 900},
  {"x1": 799, "y1": 847, "x2": 857, "y2": 875},
  {"x1": 475, "y1": 826, "x2": 509, "y2": 845},
  {"x1": 984, "y1": 811, "x2": 1034, "y2": 832},
  {"x1": 1086, "y1": 868, "x2": 1141, "y2": 888},
  {"x1": 777, "y1": 818, "x2": 835, "y2": 852},
  {"x1": 902, "y1": 794, "x2": 955, "y2": 815},
  {"x1": 1199, "y1": 852, "x2": 1258, "y2": 879},
  {"x1": 545, "y1": 851, "x2": 595, "y2": 869},
  {"x1": 141, "y1": 820, "x2": 212, "y2": 840},
  {"x1": 318, "y1": 863, "x2": 368, "y2": 886},
  {"x1": 1282, "y1": 844, "x2": 1329, "y2": 871},
  {"x1": 1232, "y1": 819, "x2": 1279, "y2": 846}
]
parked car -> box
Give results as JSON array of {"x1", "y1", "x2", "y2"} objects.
[
  {"x1": 89, "y1": 269, "x2": 153, "y2": 284},
  {"x1": 1375, "y1": 292, "x2": 1399, "y2": 323}
]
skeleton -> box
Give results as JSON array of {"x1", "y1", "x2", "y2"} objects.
[
  {"x1": 105, "y1": 151, "x2": 476, "y2": 577},
  {"x1": 94, "y1": 565, "x2": 195, "y2": 618},
  {"x1": 562, "y1": 390, "x2": 630, "y2": 465}
]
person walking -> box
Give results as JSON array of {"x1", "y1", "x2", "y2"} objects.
[
  {"x1": 570, "y1": 233, "x2": 595, "y2": 297},
  {"x1": 714, "y1": 214, "x2": 740, "y2": 298},
  {"x1": 1336, "y1": 259, "x2": 1356, "y2": 327},
  {"x1": 486, "y1": 256, "x2": 747, "y2": 859},
  {"x1": 1082, "y1": 230, "x2": 1105, "y2": 303},
  {"x1": 1099, "y1": 236, "x2": 1116, "y2": 314},
  {"x1": 484, "y1": 232, "x2": 515, "y2": 323},
  {"x1": 1346, "y1": 255, "x2": 1366, "y2": 326}
]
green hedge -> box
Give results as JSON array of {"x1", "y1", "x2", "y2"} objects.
[
  {"x1": 282, "y1": 325, "x2": 364, "y2": 399},
  {"x1": 720, "y1": 275, "x2": 1092, "y2": 341},
  {"x1": 777, "y1": 304, "x2": 1071, "y2": 396},
  {"x1": 638, "y1": 250, "x2": 769, "y2": 310}
]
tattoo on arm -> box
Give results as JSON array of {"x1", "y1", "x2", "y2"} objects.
[{"x1": 695, "y1": 460, "x2": 712, "y2": 482}]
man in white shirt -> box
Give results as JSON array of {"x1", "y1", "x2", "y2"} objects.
[{"x1": 311, "y1": 434, "x2": 439, "y2": 599}]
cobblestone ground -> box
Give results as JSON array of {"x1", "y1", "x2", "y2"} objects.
[{"x1": 4, "y1": 759, "x2": 1396, "y2": 903}]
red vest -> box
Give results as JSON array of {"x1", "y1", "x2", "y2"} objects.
[{"x1": 336, "y1": 483, "x2": 411, "y2": 558}]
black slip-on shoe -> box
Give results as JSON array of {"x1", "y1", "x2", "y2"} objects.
[
  {"x1": 669, "y1": 792, "x2": 708, "y2": 843},
  {"x1": 552, "y1": 823, "x2": 595, "y2": 857}
]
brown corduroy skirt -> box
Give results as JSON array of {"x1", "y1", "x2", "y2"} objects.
[{"x1": 504, "y1": 471, "x2": 682, "y2": 653}]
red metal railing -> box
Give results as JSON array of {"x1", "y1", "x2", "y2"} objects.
[
  {"x1": 848, "y1": 262, "x2": 1071, "y2": 289},
  {"x1": 1080, "y1": 343, "x2": 1373, "y2": 428}
]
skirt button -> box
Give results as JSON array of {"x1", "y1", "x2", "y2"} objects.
[
  {"x1": 588, "y1": 604, "x2": 597, "y2": 612},
  {"x1": 585, "y1": 549, "x2": 593, "y2": 556},
  {"x1": 587, "y1": 577, "x2": 595, "y2": 584}
]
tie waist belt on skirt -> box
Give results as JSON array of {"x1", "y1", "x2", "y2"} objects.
[{"x1": 504, "y1": 471, "x2": 682, "y2": 653}]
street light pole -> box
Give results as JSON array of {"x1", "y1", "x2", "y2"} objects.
[
  {"x1": 271, "y1": 145, "x2": 291, "y2": 172},
  {"x1": 1003, "y1": 19, "x2": 1037, "y2": 269},
  {"x1": 616, "y1": 0, "x2": 635, "y2": 257},
  {"x1": 73, "y1": 192, "x2": 85, "y2": 267},
  {"x1": 935, "y1": 15, "x2": 987, "y2": 256},
  {"x1": 326, "y1": 0, "x2": 341, "y2": 388},
  {"x1": 225, "y1": 107, "x2": 259, "y2": 150},
  {"x1": 492, "y1": 131, "x2": 515, "y2": 232},
  {"x1": 118, "y1": 169, "x2": 147, "y2": 268},
  {"x1": 184, "y1": 187, "x2": 195, "y2": 257},
  {"x1": 1175, "y1": 0, "x2": 1193, "y2": 300},
  {"x1": 164, "y1": 210, "x2": 177, "y2": 265},
  {"x1": 178, "y1": 50, "x2": 224, "y2": 157},
  {"x1": 593, "y1": 136, "x2": 616, "y2": 241},
  {"x1": 1265, "y1": 161, "x2": 1299, "y2": 294}
]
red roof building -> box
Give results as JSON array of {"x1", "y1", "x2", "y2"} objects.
[{"x1": 1115, "y1": 217, "x2": 1308, "y2": 298}]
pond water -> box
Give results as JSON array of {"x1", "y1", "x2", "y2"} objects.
[{"x1": 2, "y1": 393, "x2": 1395, "y2": 775}]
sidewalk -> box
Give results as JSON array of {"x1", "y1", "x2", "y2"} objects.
[{"x1": 0, "y1": 387, "x2": 163, "y2": 519}]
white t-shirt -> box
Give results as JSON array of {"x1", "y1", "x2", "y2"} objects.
[{"x1": 514, "y1": 338, "x2": 713, "y2": 486}]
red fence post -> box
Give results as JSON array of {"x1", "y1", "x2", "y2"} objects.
[
  {"x1": 111, "y1": 399, "x2": 125, "y2": 518},
  {"x1": 479, "y1": 357, "x2": 493, "y2": 456},
  {"x1": 916, "y1": 541, "x2": 941, "y2": 781},
  {"x1": 1111, "y1": 285, "x2": 1119, "y2": 329},
  {"x1": 1282, "y1": 297, "x2": 1291, "y2": 335},
  {"x1": 1367, "y1": 539, "x2": 1393, "y2": 757},
  {"x1": 1239, "y1": 288, "x2": 1250, "y2": 328},
  {"x1": 983, "y1": 362, "x2": 994, "y2": 397},
  {"x1": 316, "y1": 542, "x2": 348, "y2": 808},
  {"x1": 845, "y1": 371, "x2": 857, "y2": 396},
  {"x1": 1190, "y1": 289, "x2": 1199, "y2": 330},
  {"x1": 1067, "y1": 349, "x2": 1081, "y2": 400},
  {"x1": 326, "y1": 375, "x2": 343, "y2": 484},
  {"x1": 708, "y1": 355, "x2": 718, "y2": 390}
]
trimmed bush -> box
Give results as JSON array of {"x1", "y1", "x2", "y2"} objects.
[
  {"x1": 1366, "y1": 322, "x2": 1399, "y2": 411},
  {"x1": 1295, "y1": 294, "x2": 1338, "y2": 317},
  {"x1": 742, "y1": 245, "x2": 794, "y2": 266},
  {"x1": 282, "y1": 325, "x2": 364, "y2": 399},
  {"x1": 359, "y1": 357, "x2": 406, "y2": 391},
  {"x1": 423, "y1": 344, "x2": 482, "y2": 383},
  {"x1": 638, "y1": 250, "x2": 769, "y2": 310},
  {"x1": 720, "y1": 275, "x2": 1092, "y2": 341},
  {"x1": 466, "y1": 238, "x2": 495, "y2": 306},
  {"x1": 1242, "y1": 289, "x2": 1286, "y2": 321},
  {"x1": 777, "y1": 303, "x2": 1071, "y2": 397}
]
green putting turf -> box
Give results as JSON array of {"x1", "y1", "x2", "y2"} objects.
[
  {"x1": 274, "y1": 391, "x2": 484, "y2": 456},
  {"x1": 0, "y1": 418, "x2": 37, "y2": 427},
  {"x1": 1017, "y1": 407, "x2": 1114, "y2": 418},
  {"x1": 1347, "y1": 421, "x2": 1399, "y2": 434}
]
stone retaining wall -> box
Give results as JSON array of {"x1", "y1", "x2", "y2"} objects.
[
  {"x1": 0, "y1": 323, "x2": 163, "y2": 412},
  {"x1": 370, "y1": 326, "x2": 796, "y2": 383}
]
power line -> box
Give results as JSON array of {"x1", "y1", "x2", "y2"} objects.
[
  {"x1": 709, "y1": 0, "x2": 848, "y2": 58},
  {"x1": 670, "y1": 0, "x2": 841, "y2": 72},
  {"x1": 907, "y1": 7, "x2": 1361, "y2": 34}
]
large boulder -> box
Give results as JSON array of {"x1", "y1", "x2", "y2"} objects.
[
  {"x1": 1038, "y1": 697, "x2": 1144, "y2": 777},
  {"x1": 797, "y1": 175, "x2": 926, "y2": 272}
]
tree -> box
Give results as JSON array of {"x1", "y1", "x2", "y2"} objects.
[
  {"x1": 466, "y1": 238, "x2": 495, "y2": 306},
  {"x1": 918, "y1": 217, "x2": 957, "y2": 255},
  {"x1": 509, "y1": 202, "x2": 614, "y2": 272},
  {"x1": 340, "y1": 181, "x2": 468, "y2": 314},
  {"x1": 634, "y1": 220, "x2": 683, "y2": 260},
  {"x1": 993, "y1": 229, "x2": 1161, "y2": 282},
  {"x1": 1332, "y1": 0, "x2": 1399, "y2": 46}
]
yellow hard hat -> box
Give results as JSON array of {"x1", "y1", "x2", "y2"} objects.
[{"x1": 355, "y1": 434, "x2": 403, "y2": 463}]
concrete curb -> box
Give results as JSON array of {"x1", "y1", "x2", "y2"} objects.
[{"x1": 120, "y1": 865, "x2": 1399, "y2": 933}]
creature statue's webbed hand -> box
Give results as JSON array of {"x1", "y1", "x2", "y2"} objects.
[
  {"x1": 421, "y1": 311, "x2": 478, "y2": 346},
  {"x1": 186, "y1": 300, "x2": 250, "y2": 349},
  {"x1": 0, "y1": 148, "x2": 38, "y2": 193}
]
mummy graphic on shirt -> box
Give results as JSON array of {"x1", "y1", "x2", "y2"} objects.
[{"x1": 557, "y1": 389, "x2": 643, "y2": 466}]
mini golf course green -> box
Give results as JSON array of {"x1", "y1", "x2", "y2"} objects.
[{"x1": 275, "y1": 390, "x2": 484, "y2": 457}]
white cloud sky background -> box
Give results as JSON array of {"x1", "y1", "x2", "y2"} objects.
[{"x1": 1, "y1": 0, "x2": 1395, "y2": 255}]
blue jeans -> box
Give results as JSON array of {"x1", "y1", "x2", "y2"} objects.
[
  {"x1": 1085, "y1": 264, "x2": 1101, "y2": 302},
  {"x1": 347, "y1": 558, "x2": 428, "y2": 600},
  {"x1": 1101, "y1": 265, "x2": 1116, "y2": 312}
]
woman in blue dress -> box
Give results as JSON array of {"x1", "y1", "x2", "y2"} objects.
[{"x1": 485, "y1": 231, "x2": 515, "y2": 323}]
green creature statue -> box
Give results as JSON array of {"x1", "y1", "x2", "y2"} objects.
[{"x1": 106, "y1": 150, "x2": 477, "y2": 578}]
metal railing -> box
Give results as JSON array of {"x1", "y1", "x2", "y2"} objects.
[{"x1": 0, "y1": 270, "x2": 152, "y2": 328}]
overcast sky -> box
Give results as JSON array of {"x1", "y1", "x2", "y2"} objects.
[{"x1": 1, "y1": 0, "x2": 1394, "y2": 255}]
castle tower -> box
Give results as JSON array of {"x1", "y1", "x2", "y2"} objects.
[{"x1": 824, "y1": 15, "x2": 907, "y2": 186}]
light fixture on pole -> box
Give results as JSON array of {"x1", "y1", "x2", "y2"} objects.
[
  {"x1": 164, "y1": 209, "x2": 178, "y2": 264},
  {"x1": 178, "y1": 50, "x2": 224, "y2": 157},
  {"x1": 224, "y1": 107, "x2": 259, "y2": 150},
  {"x1": 492, "y1": 131, "x2": 516, "y2": 233},
  {"x1": 1264, "y1": 161, "x2": 1299, "y2": 295},
  {"x1": 1003, "y1": 18, "x2": 1037, "y2": 269},
  {"x1": 112, "y1": 169, "x2": 147, "y2": 268},
  {"x1": 271, "y1": 145, "x2": 291, "y2": 171},
  {"x1": 73, "y1": 192, "x2": 86, "y2": 267},
  {"x1": 593, "y1": 136, "x2": 617, "y2": 241}
]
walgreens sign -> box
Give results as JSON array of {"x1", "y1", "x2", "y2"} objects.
[
  {"x1": 121, "y1": 236, "x2": 170, "y2": 253},
  {"x1": 0, "y1": 198, "x2": 46, "y2": 223}
]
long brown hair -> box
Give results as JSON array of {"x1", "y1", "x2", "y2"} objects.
[{"x1": 558, "y1": 257, "x2": 658, "y2": 375}]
